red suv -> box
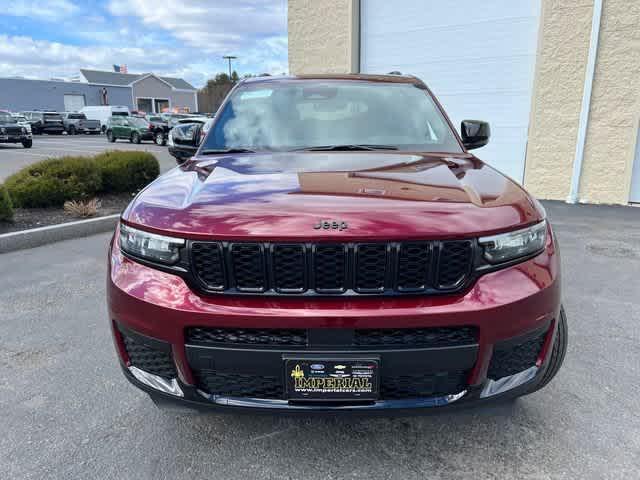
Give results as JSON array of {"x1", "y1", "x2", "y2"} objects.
[{"x1": 107, "y1": 74, "x2": 567, "y2": 413}]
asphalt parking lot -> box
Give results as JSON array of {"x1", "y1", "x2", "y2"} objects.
[
  {"x1": 0, "y1": 134, "x2": 176, "y2": 181},
  {"x1": 1, "y1": 201, "x2": 638, "y2": 479}
]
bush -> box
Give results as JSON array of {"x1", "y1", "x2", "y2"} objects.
[
  {"x1": 0, "y1": 184, "x2": 14, "y2": 222},
  {"x1": 4, "y1": 151, "x2": 160, "y2": 209},
  {"x1": 5, "y1": 156, "x2": 102, "y2": 208},
  {"x1": 94, "y1": 151, "x2": 160, "y2": 193}
]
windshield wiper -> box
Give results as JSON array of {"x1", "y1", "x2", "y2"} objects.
[
  {"x1": 200, "y1": 148, "x2": 256, "y2": 155},
  {"x1": 293, "y1": 144, "x2": 399, "y2": 152}
]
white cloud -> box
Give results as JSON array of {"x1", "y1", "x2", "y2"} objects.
[
  {"x1": 0, "y1": 0, "x2": 288, "y2": 87},
  {"x1": 3, "y1": 0, "x2": 79, "y2": 22}
]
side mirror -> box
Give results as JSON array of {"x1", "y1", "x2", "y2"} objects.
[
  {"x1": 461, "y1": 120, "x2": 490, "y2": 150},
  {"x1": 168, "y1": 124, "x2": 203, "y2": 164}
]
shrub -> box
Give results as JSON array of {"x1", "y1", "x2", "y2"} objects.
[
  {"x1": 5, "y1": 156, "x2": 102, "y2": 208},
  {"x1": 0, "y1": 184, "x2": 13, "y2": 222},
  {"x1": 94, "y1": 151, "x2": 160, "y2": 193},
  {"x1": 4, "y1": 151, "x2": 160, "y2": 209},
  {"x1": 64, "y1": 198, "x2": 99, "y2": 218}
]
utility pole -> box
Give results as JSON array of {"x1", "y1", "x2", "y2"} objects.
[{"x1": 222, "y1": 55, "x2": 237, "y2": 79}]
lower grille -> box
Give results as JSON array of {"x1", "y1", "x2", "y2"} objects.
[
  {"x1": 122, "y1": 334, "x2": 176, "y2": 379},
  {"x1": 195, "y1": 370, "x2": 284, "y2": 399},
  {"x1": 186, "y1": 327, "x2": 308, "y2": 347},
  {"x1": 185, "y1": 326, "x2": 475, "y2": 349},
  {"x1": 380, "y1": 371, "x2": 468, "y2": 399},
  {"x1": 354, "y1": 327, "x2": 477, "y2": 348},
  {"x1": 487, "y1": 330, "x2": 546, "y2": 380},
  {"x1": 193, "y1": 369, "x2": 468, "y2": 400}
]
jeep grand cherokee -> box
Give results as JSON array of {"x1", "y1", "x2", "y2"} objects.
[{"x1": 107, "y1": 74, "x2": 567, "y2": 413}]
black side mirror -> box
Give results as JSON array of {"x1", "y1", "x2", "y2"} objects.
[
  {"x1": 168, "y1": 124, "x2": 203, "y2": 164},
  {"x1": 461, "y1": 120, "x2": 490, "y2": 150}
]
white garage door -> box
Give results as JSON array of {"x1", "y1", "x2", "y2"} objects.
[
  {"x1": 64, "y1": 94, "x2": 86, "y2": 112},
  {"x1": 360, "y1": 0, "x2": 541, "y2": 182}
]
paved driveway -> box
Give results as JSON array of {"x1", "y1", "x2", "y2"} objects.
[
  {"x1": 0, "y1": 134, "x2": 176, "y2": 181},
  {"x1": 0, "y1": 202, "x2": 638, "y2": 479}
]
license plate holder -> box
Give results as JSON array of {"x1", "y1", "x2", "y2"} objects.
[{"x1": 285, "y1": 357, "x2": 379, "y2": 401}]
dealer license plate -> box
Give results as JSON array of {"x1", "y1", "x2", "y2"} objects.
[{"x1": 285, "y1": 358, "x2": 379, "y2": 401}]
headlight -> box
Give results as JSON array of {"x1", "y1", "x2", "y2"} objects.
[
  {"x1": 119, "y1": 223, "x2": 185, "y2": 265},
  {"x1": 21, "y1": 127, "x2": 26, "y2": 134},
  {"x1": 0, "y1": 127, "x2": 5, "y2": 134},
  {"x1": 479, "y1": 220, "x2": 547, "y2": 264}
]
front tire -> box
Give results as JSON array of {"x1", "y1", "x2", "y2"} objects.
[
  {"x1": 155, "y1": 131, "x2": 166, "y2": 146},
  {"x1": 107, "y1": 130, "x2": 116, "y2": 143},
  {"x1": 68, "y1": 125, "x2": 76, "y2": 135},
  {"x1": 22, "y1": 139, "x2": 33, "y2": 148},
  {"x1": 132, "y1": 132, "x2": 141, "y2": 144},
  {"x1": 527, "y1": 307, "x2": 568, "y2": 394}
]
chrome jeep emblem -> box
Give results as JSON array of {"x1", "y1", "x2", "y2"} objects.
[{"x1": 314, "y1": 219, "x2": 348, "y2": 231}]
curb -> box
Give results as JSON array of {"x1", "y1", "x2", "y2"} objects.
[{"x1": 0, "y1": 214, "x2": 119, "y2": 254}]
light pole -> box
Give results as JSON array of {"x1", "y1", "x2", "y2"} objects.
[{"x1": 222, "y1": 55, "x2": 237, "y2": 79}]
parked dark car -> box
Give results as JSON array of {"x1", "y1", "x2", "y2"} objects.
[
  {"x1": 106, "y1": 116, "x2": 155, "y2": 144},
  {"x1": 145, "y1": 115, "x2": 170, "y2": 146},
  {"x1": 61, "y1": 112, "x2": 101, "y2": 135},
  {"x1": 20, "y1": 111, "x2": 65, "y2": 135},
  {"x1": 108, "y1": 74, "x2": 566, "y2": 414},
  {"x1": 0, "y1": 111, "x2": 32, "y2": 148},
  {"x1": 167, "y1": 123, "x2": 202, "y2": 162}
]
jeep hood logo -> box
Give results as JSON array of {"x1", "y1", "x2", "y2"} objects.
[{"x1": 314, "y1": 220, "x2": 348, "y2": 231}]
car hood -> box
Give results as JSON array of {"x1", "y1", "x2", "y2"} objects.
[{"x1": 122, "y1": 152, "x2": 543, "y2": 240}]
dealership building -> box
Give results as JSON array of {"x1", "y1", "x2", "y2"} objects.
[
  {"x1": 288, "y1": 0, "x2": 640, "y2": 205},
  {"x1": 0, "y1": 69, "x2": 198, "y2": 114}
]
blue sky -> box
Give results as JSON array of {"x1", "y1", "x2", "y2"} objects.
[{"x1": 0, "y1": 0, "x2": 288, "y2": 88}]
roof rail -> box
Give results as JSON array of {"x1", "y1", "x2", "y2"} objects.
[{"x1": 387, "y1": 71, "x2": 403, "y2": 75}]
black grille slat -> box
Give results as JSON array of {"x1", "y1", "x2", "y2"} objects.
[
  {"x1": 186, "y1": 327, "x2": 308, "y2": 347},
  {"x1": 273, "y1": 245, "x2": 306, "y2": 292},
  {"x1": 231, "y1": 244, "x2": 265, "y2": 291},
  {"x1": 190, "y1": 240, "x2": 474, "y2": 295},
  {"x1": 191, "y1": 242, "x2": 225, "y2": 290},
  {"x1": 397, "y1": 243, "x2": 431, "y2": 291},
  {"x1": 122, "y1": 335, "x2": 176, "y2": 379},
  {"x1": 355, "y1": 244, "x2": 387, "y2": 292},
  {"x1": 437, "y1": 241, "x2": 473, "y2": 289},
  {"x1": 314, "y1": 245, "x2": 347, "y2": 293}
]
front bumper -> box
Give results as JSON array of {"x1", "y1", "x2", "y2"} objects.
[
  {"x1": 107, "y1": 228, "x2": 561, "y2": 413},
  {"x1": 0, "y1": 133, "x2": 31, "y2": 143}
]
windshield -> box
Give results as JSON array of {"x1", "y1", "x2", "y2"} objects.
[
  {"x1": 0, "y1": 112, "x2": 16, "y2": 123},
  {"x1": 202, "y1": 80, "x2": 462, "y2": 153}
]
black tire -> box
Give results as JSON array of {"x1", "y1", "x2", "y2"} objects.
[
  {"x1": 107, "y1": 130, "x2": 116, "y2": 143},
  {"x1": 22, "y1": 139, "x2": 33, "y2": 148},
  {"x1": 68, "y1": 125, "x2": 76, "y2": 135},
  {"x1": 155, "y1": 131, "x2": 166, "y2": 146},
  {"x1": 132, "y1": 132, "x2": 141, "y2": 144},
  {"x1": 527, "y1": 307, "x2": 568, "y2": 393},
  {"x1": 101, "y1": 125, "x2": 107, "y2": 134}
]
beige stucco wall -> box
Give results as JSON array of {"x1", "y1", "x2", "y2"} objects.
[
  {"x1": 578, "y1": 0, "x2": 640, "y2": 204},
  {"x1": 525, "y1": 0, "x2": 640, "y2": 204},
  {"x1": 288, "y1": 0, "x2": 359, "y2": 74},
  {"x1": 523, "y1": 0, "x2": 593, "y2": 201}
]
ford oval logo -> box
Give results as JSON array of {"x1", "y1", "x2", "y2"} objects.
[{"x1": 310, "y1": 364, "x2": 324, "y2": 371}]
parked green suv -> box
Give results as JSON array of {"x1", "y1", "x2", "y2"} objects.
[{"x1": 106, "y1": 116, "x2": 155, "y2": 144}]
